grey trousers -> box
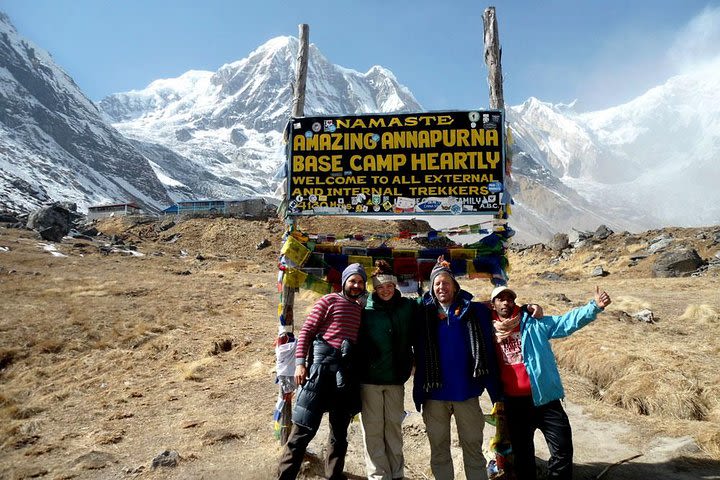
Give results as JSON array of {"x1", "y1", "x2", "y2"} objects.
[
  {"x1": 360, "y1": 384, "x2": 406, "y2": 480},
  {"x1": 422, "y1": 397, "x2": 488, "y2": 480}
]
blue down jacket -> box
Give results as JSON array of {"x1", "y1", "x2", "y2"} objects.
[{"x1": 292, "y1": 337, "x2": 360, "y2": 430}]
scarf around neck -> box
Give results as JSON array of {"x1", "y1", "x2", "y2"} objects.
[
  {"x1": 423, "y1": 295, "x2": 490, "y2": 392},
  {"x1": 492, "y1": 305, "x2": 522, "y2": 342}
]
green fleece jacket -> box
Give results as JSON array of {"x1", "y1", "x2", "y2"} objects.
[{"x1": 358, "y1": 290, "x2": 417, "y2": 385}]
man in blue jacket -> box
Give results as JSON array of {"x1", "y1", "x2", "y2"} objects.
[
  {"x1": 413, "y1": 258, "x2": 503, "y2": 480},
  {"x1": 490, "y1": 285, "x2": 612, "y2": 480}
]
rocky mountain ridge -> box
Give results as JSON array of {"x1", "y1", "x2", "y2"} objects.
[
  {"x1": 1, "y1": 11, "x2": 718, "y2": 244},
  {"x1": 0, "y1": 12, "x2": 172, "y2": 213}
]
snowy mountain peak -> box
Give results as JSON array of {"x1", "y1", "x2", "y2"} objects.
[
  {"x1": 2, "y1": 10, "x2": 718, "y2": 239},
  {"x1": 0, "y1": 11, "x2": 171, "y2": 213},
  {"x1": 366, "y1": 64, "x2": 398, "y2": 81},
  {"x1": 96, "y1": 34, "x2": 422, "y2": 205},
  {"x1": 254, "y1": 35, "x2": 297, "y2": 56}
]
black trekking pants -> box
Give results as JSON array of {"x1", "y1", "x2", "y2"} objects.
[
  {"x1": 504, "y1": 396, "x2": 573, "y2": 480},
  {"x1": 276, "y1": 409, "x2": 353, "y2": 480}
]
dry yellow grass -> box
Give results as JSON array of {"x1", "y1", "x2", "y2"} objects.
[
  {"x1": 1, "y1": 219, "x2": 718, "y2": 479},
  {"x1": 680, "y1": 304, "x2": 720, "y2": 324},
  {"x1": 181, "y1": 357, "x2": 215, "y2": 381}
]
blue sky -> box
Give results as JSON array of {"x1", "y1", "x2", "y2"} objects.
[{"x1": 3, "y1": 0, "x2": 719, "y2": 112}]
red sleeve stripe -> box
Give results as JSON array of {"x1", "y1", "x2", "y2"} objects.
[{"x1": 295, "y1": 294, "x2": 362, "y2": 361}]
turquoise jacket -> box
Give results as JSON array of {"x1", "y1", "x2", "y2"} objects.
[{"x1": 518, "y1": 300, "x2": 603, "y2": 406}]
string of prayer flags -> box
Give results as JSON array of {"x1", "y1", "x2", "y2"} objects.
[
  {"x1": 282, "y1": 268, "x2": 307, "y2": 288},
  {"x1": 303, "y1": 275, "x2": 332, "y2": 295},
  {"x1": 348, "y1": 255, "x2": 374, "y2": 271},
  {"x1": 277, "y1": 228, "x2": 512, "y2": 296},
  {"x1": 281, "y1": 235, "x2": 311, "y2": 266}
]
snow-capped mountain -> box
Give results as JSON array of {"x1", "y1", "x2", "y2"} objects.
[
  {"x1": 1, "y1": 9, "x2": 718, "y2": 243},
  {"x1": 0, "y1": 12, "x2": 172, "y2": 213},
  {"x1": 99, "y1": 36, "x2": 422, "y2": 197},
  {"x1": 508, "y1": 59, "x2": 720, "y2": 230}
]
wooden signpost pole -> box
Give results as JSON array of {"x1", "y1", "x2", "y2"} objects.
[
  {"x1": 483, "y1": 6, "x2": 504, "y2": 111},
  {"x1": 483, "y1": 6, "x2": 513, "y2": 230},
  {"x1": 277, "y1": 23, "x2": 309, "y2": 446}
]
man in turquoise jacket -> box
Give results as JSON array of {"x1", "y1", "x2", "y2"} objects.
[{"x1": 490, "y1": 285, "x2": 612, "y2": 480}]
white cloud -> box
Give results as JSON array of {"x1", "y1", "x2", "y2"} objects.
[{"x1": 668, "y1": 6, "x2": 720, "y2": 70}]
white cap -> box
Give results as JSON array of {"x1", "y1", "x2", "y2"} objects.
[{"x1": 491, "y1": 285, "x2": 517, "y2": 302}]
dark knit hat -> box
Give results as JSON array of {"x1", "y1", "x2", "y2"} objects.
[
  {"x1": 341, "y1": 263, "x2": 367, "y2": 286},
  {"x1": 429, "y1": 258, "x2": 460, "y2": 293}
]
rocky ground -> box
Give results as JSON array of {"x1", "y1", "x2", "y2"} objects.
[{"x1": 1, "y1": 216, "x2": 719, "y2": 480}]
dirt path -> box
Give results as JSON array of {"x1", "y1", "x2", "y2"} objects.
[{"x1": 293, "y1": 386, "x2": 720, "y2": 480}]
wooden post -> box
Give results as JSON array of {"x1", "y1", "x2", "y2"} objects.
[
  {"x1": 483, "y1": 7, "x2": 504, "y2": 110},
  {"x1": 277, "y1": 23, "x2": 309, "y2": 446},
  {"x1": 291, "y1": 24, "x2": 309, "y2": 118},
  {"x1": 483, "y1": 7, "x2": 512, "y2": 235}
]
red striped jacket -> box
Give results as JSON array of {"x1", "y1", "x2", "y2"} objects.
[{"x1": 295, "y1": 293, "x2": 362, "y2": 364}]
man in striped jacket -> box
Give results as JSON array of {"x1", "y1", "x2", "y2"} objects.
[{"x1": 278, "y1": 263, "x2": 367, "y2": 480}]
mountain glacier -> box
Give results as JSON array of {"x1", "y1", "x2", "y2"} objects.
[
  {"x1": 1, "y1": 9, "x2": 718, "y2": 243},
  {"x1": 506, "y1": 57, "x2": 720, "y2": 231}
]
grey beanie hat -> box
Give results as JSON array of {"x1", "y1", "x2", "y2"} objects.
[
  {"x1": 429, "y1": 259, "x2": 460, "y2": 293},
  {"x1": 342, "y1": 263, "x2": 367, "y2": 286}
]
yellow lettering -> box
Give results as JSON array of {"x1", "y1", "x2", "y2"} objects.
[
  {"x1": 485, "y1": 151, "x2": 500, "y2": 169},
  {"x1": 291, "y1": 155, "x2": 343, "y2": 173},
  {"x1": 369, "y1": 118, "x2": 385, "y2": 128},
  {"x1": 380, "y1": 132, "x2": 396, "y2": 149},
  {"x1": 486, "y1": 129, "x2": 499, "y2": 146}
]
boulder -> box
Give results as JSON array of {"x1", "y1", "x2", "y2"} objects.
[
  {"x1": 590, "y1": 265, "x2": 607, "y2": 277},
  {"x1": 648, "y1": 238, "x2": 673, "y2": 254},
  {"x1": 151, "y1": 450, "x2": 179, "y2": 468},
  {"x1": 593, "y1": 224, "x2": 613, "y2": 240},
  {"x1": 632, "y1": 309, "x2": 655, "y2": 323},
  {"x1": 26, "y1": 203, "x2": 71, "y2": 242},
  {"x1": 569, "y1": 228, "x2": 593, "y2": 244},
  {"x1": 652, "y1": 248, "x2": 704, "y2": 277},
  {"x1": 548, "y1": 233, "x2": 569, "y2": 251}
]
